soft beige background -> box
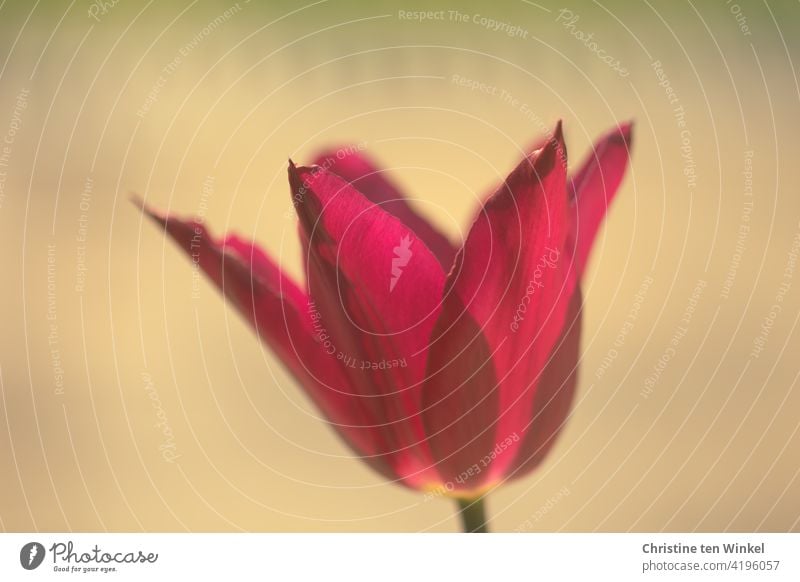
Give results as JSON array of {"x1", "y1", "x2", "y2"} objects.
[{"x1": 0, "y1": 0, "x2": 798, "y2": 531}]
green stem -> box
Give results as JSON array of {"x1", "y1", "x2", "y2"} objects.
[{"x1": 457, "y1": 497, "x2": 489, "y2": 533}]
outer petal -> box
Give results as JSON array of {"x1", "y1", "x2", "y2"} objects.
[
  {"x1": 289, "y1": 163, "x2": 446, "y2": 488},
  {"x1": 569, "y1": 122, "x2": 633, "y2": 275},
  {"x1": 137, "y1": 200, "x2": 399, "y2": 480},
  {"x1": 500, "y1": 123, "x2": 632, "y2": 479},
  {"x1": 313, "y1": 148, "x2": 456, "y2": 268},
  {"x1": 422, "y1": 122, "x2": 576, "y2": 490}
]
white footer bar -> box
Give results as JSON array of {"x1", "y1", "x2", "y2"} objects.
[{"x1": 1, "y1": 533, "x2": 798, "y2": 581}]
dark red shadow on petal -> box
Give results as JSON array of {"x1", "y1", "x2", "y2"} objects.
[
  {"x1": 505, "y1": 286, "x2": 583, "y2": 480},
  {"x1": 421, "y1": 290, "x2": 499, "y2": 491}
]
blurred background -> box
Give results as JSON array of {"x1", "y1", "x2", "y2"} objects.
[{"x1": 0, "y1": 0, "x2": 798, "y2": 532}]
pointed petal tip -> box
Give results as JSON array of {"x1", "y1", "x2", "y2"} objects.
[
  {"x1": 529, "y1": 120, "x2": 567, "y2": 173},
  {"x1": 288, "y1": 159, "x2": 323, "y2": 179},
  {"x1": 130, "y1": 193, "x2": 166, "y2": 226},
  {"x1": 616, "y1": 120, "x2": 634, "y2": 147},
  {"x1": 547, "y1": 120, "x2": 565, "y2": 152},
  {"x1": 552, "y1": 119, "x2": 564, "y2": 141},
  {"x1": 287, "y1": 158, "x2": 303, "y2": 193},
  {"x1": 552, "y1": 119, "x2": 567, "y2": 166},
  {"x1": 129, "y1": 192, "x2": 145, "y2": 210}
]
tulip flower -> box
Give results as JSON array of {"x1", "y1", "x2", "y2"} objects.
[{"x1": 138, "y1": 120, "x2": 632, "y2": 532}]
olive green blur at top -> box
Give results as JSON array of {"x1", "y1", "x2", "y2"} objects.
[{"x1": 0, "y1": 0, "x2": 798, "y2": 532}]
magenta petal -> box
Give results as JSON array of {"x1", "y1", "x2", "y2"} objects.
[
  {"x1": 422, "y1": 122, "x2": 576, "y2": 489},
  {"x1": 288, "y1": 162, "x2": 447, "y2": 487},
  {"x1": 138, "y1": 201, "x2": 400, "y2": 480},
  {"x1": 569, "y1": 122, "x2": 633, "y2": 275},
  {"x1": 505, "y1": 286, "x2": 582, "y2": 480},
  {"x1": 313, "y1": 148, "x2": 456, "y2": 268},
  {"x1": 420, "y1": 293, "x2": 499, "y2": 492}
]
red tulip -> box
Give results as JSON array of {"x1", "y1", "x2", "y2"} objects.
[{"x1": 138, "y1": 120, "x2": 632, "y2": 531}]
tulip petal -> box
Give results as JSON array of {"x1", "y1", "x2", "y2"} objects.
[
  {"x1": 419, "y1": 292, "x2": 500, "y2": 494},
  {"x1": 289, "y1": 163, "x2": 447, "y2": 488},
  {"x1": 137, "y1": 200, "x2": 400, "y2": 480},
  {"x1": 313, "y1": 148, "x2": 456, "y2": 268},
  {"x1": 569, "y1": 122, "x2": 633, "y2": 275},
  {"x1": 422, "y1": 123, "x2": 576, "y2": 489},
  {"x1": 504, "y1": 286, "x2": 582, "y2": 480}
]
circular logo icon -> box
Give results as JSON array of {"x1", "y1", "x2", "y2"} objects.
[{"x1": 19, "y1": 542, "x2": 45, "y2": 570}]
